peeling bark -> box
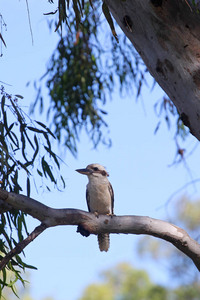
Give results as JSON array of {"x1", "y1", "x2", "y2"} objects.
[{"x1": 105, "y1": 0, "x2": 200, "y2": 140}]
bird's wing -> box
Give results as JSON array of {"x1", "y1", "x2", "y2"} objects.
[
  {"x1": 108, "y1": 182, "x2": 114, "y2": 214},
  {"x1": 86, "y1": 186, "x2": 91, "y2": 212}
]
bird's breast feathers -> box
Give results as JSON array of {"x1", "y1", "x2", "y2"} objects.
[{"x1": 86, "y1": 182, "x2": 113, "y2": 214}]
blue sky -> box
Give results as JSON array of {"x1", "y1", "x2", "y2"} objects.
[{"x1": 1, "y1": 1, "x2": 200, "y2": 299}]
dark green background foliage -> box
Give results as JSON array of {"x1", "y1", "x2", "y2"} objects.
[{"x1": 80, "y1": 263, "x2": 200, "y2": 300}]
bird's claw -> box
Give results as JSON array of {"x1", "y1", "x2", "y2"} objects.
[
  {"x1": 94, "y1": 211, "x2": 99, "y2": 218},
  {"x1": 106, "y1": 213, "x2": 115, "y2": 218}
]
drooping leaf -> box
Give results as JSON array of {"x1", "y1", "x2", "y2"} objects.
[
  {"x1": 27, "y1": 126, "x2": 46, "y2": 134},
  {"x1": 0, "y1": 33, "x2": 6, "y2": 48},
  {"x1": 26, "y1": 177, "x2": 30, "y2": 197},
  {"x1": 102, "y1": 2, "x2": 118, "y2": 42},
  {"x1": 14, "y1": 94, "x2": 24, "y2": 99},
  {"x1": 35, "y1": 120, "x2": 56, "y2": 138},
  {"x1": 41, "y1": 156, "x2": 56, "y2": 183}
]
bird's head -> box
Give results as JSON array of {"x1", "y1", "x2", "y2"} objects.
[{"x1": 76, "y1": 163, "x2": 109, "y2": 178}]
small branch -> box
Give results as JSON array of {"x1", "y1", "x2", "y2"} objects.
[
  {"x1": 25, "y1": 0, "x2": 34, "y2": 45},
  {"x1": 0, "y1": 189, "x2": 200, "y2": 271},
  {"x1": 0, "y1": 223, "x2": 47, "y2": 270}
]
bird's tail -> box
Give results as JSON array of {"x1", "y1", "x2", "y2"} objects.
[{"x1": 98, "y1": 233, "x2": 110, "y2": 252}]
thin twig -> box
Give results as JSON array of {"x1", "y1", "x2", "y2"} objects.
[
  {"x1": 157, "y1": 178, "x2": 200, "y2": 211},
  {"x1": 25, "y1": 0, "x2": 34, "y2": 45},
  {"x1": 0, "y1": 223, "x2": 47, "y2": 270},
  {"x1": 184, "y1": 0, "x2": 193, "y2": 11}
]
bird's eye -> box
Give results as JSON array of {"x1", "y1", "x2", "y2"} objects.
[{"x1": 93, "y1": 167, "x2": 98, "y2": 171}]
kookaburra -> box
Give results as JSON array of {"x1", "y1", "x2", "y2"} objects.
[{"x1": 76, "y1": 163, "x2": 114, "y2": 252}]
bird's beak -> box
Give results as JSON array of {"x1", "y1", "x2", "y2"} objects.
[{"x1": 76, "y1": 168, "x2": 92, "y2": 175}]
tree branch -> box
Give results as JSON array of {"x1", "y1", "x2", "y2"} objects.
[
  {"x1": 0, "y1": 189, "x2": 200, "y2": 271},
  {"x1": 0, "y1": 199, "x2": 13, "y2": 213},
  {"x1": 0, "y1": 223, "x2": 47, "y2": 271}
]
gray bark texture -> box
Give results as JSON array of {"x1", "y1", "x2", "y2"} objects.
[{"x1": 105, "y1": 0, "x2": 200, "y2": 140}]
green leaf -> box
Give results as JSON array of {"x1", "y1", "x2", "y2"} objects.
[
  {"x1": 0, "y1": 33, "x2": 6, "y2": 48},
  {"x1": 60, "y1": 175, "x2": 66, "y2": 188},
  {"x1": 27, "y1": 126, "x2": 46, "y2": 134},
  {"x1": 35, "y1": 120, "x2": 56, "y2": 138},
  {"x1": 44, "y1": 146, "x2": 60, "y2": 169},
  {"x1": 15, "y1": 254, "x2": 24, "y2": 267},
  {"x1": 10, "y1": 99, "x2": 25, "y2": 125},
  {"x1": 3, "y1": 111, "x2": 8, "y2": 134},
  {"x1": 1, "y1": 95, "x2": 5, "y2": 113},
  {"x1": 9, "y1": 131, "x2": 19, "y2": 148},
  {"x1": 102, "y1": 2, "x2": 118, "y2": 42},
  {"x1": 37, "y1": 169, "x2": 43, "y2": 177},
  {"x1": 2, "y1": 268, "x2": 7, "y2": 286},
  {"x1": 43, "y1": 132, "x2": 51, "y2": 151},
  {"x1": 41, "y1": 156, "x2": 56, "y2": 183},
  {"x1": 46, "y1": 185, "x2": 51, "y2": 191},
  {"x1": 20, "y1": 262, "x2": 37, "y2": 270},
  {"x1": 23, "y1": 129, "x2": 34, "y2": 149},
  {"x1": 16, "y1": 160, "x2": 30, "y2": 175},
  {"x1": 20, "y1": 211, "x2": 29, "y2": 235},
  {"x1": 14, "y1": 94, "x2": 24, "y2": 99},
  {"x1": 17, "y1": 217, "x2": 23, "y2": 241},
  {"x1": 4, "y1": 122, "x2": 14, "y2": 137},
  {"x1": 20, "y1": 125, "x2": 28, "y2": 162},
  {"x1": 32, "y1": 134, "x2": 39, "y2": 162},
  {"x1": 26, "y1": 177, "x2": 30, "y2": 197}
]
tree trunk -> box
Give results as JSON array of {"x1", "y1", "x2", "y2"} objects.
[{"x1": 105, "y1": 0, "x2": 200, "y2": 140}]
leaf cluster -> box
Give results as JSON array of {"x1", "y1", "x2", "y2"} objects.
[
  {"x1": 33, "y1": 1, "x2": 145, "y2": 156},
  {"x1": 154, "y1": 96, "x2": 188, "y2": 139},
  {"x1": 48, "y1": 0, "x2": 118, "y2": 41},
  {"x1": 0, "y1": 86, "x2": 65, "y2": 296},
  {"x1": 0, "y1": 86, "x2": 64, "y2": 194}
]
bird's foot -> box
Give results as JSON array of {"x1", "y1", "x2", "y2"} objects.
[
  {"x1": 94, "y1": 211, "x2": 99, "y2": 218},
  {"x1": 106, "y1": 213, "x2": 115, "y2": 218}
]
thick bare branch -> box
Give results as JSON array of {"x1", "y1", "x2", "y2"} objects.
[
  {"x1": 0, "y1": 199, "x2": 13, "y2": 213},
  {"x1": 0, "y1": 189, "x2": 200, "y2": 271}
]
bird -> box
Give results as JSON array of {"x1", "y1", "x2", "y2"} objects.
[{"x1": 76, "y1": 163, "x2": 114, "y2": 252}]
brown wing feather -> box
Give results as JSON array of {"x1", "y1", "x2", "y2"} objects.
[
  {"x1": 86, "y1": 187, "x2": 91, "y2": 212},
  {"x1": 108, "y1": 182, "x2": 114, "y2": 214}
]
